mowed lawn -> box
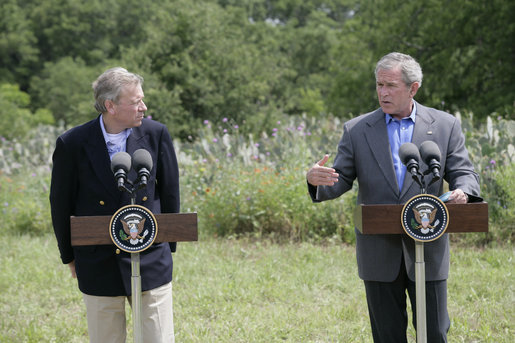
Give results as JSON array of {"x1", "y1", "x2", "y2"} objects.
[{"x1": 0, "y1": 234, "x2": 513, "y2": 342}]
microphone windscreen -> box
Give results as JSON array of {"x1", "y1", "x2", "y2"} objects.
[
  {"x1": 419, "y1": 141, "x2": 441, "y2": 163},
  {"x1": 132, "y1": 149, "x2": 153, "y2": 171},
  {"x1": 111, "y1": 151, "x2": 132, "y2": 173},
  {"x1": 399, "y1": 142, "x2": 421, "y2": 165}
]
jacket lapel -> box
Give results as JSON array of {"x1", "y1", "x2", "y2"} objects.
[
  {"x1": 84, "y1": 116, "x2": 120, "y2": 200},
  {"x1": 364, "y1": 110, "x2": 399, "y2": 195}
]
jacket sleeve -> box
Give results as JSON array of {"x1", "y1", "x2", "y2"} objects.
[
  {"x1": 156, "y1": 126, "x2": 180, "y2": 252},
  {"x1": 49, "y1": 136, "x2": 77, "y2": 264}
]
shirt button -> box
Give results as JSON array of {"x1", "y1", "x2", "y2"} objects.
[
  {"x1": 142, "y1": 196, "x2": 148, "y2": 202},
  {"x1": 116, "y1": 249, "x2": 121, "y2": 254},
  {"x1": 99, "y1": 201, "x2": 105, "y2": 205}
]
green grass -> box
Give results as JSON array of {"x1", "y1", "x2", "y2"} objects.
[{"x1": 1, "y1": 234, "x2": 513, "y2": 342}]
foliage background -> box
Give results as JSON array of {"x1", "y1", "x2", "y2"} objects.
[{"x1": 1, "y1": 0, "x2": 514, "y2": 141}]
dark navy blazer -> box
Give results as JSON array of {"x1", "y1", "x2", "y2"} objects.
[{"x1": 50, "y1": 116, "x2": 180, "y2": 296}]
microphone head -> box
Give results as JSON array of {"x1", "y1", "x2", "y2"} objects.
[
  {"x1": 132, "y1": 149, "x2": 153, "y2": 172},
  {"x1": 419, "y1": 141, "x2": 441, "y2": 163},
  {"x1": 399, "y1": 142, "x2": 421, "y2": 166},
  {"x1": 111, "y1": 151, "x2": 132, "y2": 173}
]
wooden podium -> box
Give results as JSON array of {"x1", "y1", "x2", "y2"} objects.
[
  {"x1": 354, "y1": 202, "x2": 488, "y2": 234},
  {"x1": 70, "y1": 212, "x2": 198, "y2": 343},
  {"x1": 70, "y1": 212, "x2": 198, "y2": 246},
  {"x1": 354, "y1": 201, "x2": 488, "y2": 343}
]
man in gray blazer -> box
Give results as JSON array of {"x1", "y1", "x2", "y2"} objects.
[{"x1": 306, "y1": 52, "x2": 480, "y2": 342}]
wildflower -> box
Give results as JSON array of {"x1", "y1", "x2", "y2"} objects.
[
  {"x1": 255, "y1": 143, "x2": 260, "y2": 147},
  {"x1": 246, "y1": 197, "x2": 251, "y2": 201},
  {"x1": 272, "y1": 133, "x2": 277, "y2": 137},
  {"x1": 213, "y1": 138, "x2": 218, "y2": 143},
  {"x1": 272, "y1": 128, "x2": 278, "y2": 132},
  {"x1": 277, "y1": 121, "x2": 281, "y2": 124},
  {"x1": 227, "y1": 153, "x2": 233, "y2": 157},
  {"x1": 32, "y1": 173, "x2": 37, "y2": 177},
  {"x1": 223, "y1": 129, "x2": 228, "y2": 133},
  {"x1": 147, "y1": 115, "x2": 153, "y2": 120},
  {"x1": 234, "y1": 125, "x2": 239, "y2": 129},
  {"x1": 223, "y1": 117, "x2": 228, "y2": 122},
  {"x1": 490, "y1": 159, "x2": 496, "y2": 165},
  {"x1": 202, "y1": 159, "x2": 207, "y2": 163},
  {"x1": 203, "y1": 120, "x2": 209, "y2": 125}
]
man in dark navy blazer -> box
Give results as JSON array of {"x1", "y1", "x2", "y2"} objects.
[
  {"x1": 50, "y1": 67, "x2": 179, "y2": 342},
  {"x1": 307, "y1": 53, "x2": 480, "y2": 342}
]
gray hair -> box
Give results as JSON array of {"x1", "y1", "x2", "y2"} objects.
[
  {"x1": 375, "y1": 52, "x2": 423, "y2": 87},
  {"x1": 92, "y1": 67, "x2": 144, "y2": 113}
]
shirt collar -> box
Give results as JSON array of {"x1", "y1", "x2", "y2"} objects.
[
  {"x1": 99, "y1": 114, "x2": 133, "y2": 145},
  {"x1": 385, "y1": 101, "x2": 417, "y2": 124}
]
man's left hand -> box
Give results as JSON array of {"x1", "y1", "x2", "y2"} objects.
[{"x1": 447, "y1": 189, "x2": 468, "y2": 204}]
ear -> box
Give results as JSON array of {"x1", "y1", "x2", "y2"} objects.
[
  {"x1": 410, "y1": 82, "x2": 420, "y2": 98},
  {"x1": 105, "y1": 99, "x2": 116, "y2": 115}
]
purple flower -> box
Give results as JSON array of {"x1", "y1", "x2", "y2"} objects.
[
  {"x1": 223, "y1": 129, "x2": 228, "y2": 133},
  {"x1": 272, "y1": 128, "x2": 278, "y2": 132},
  {"x1": 31, "y1": 173, "x2": 37, "y2": 177},
  {"x1": 227, "y1": 153, "x2": 233, "y2": 157},
  {"x1": 490, "y1": 159, "x2": 496, "y2": 165},
  {"x1": 272, "y1": 133, "x2": 277, "y2": 137},
  {"x1": 203, "y1": 120, "x2": 209, "y2": 125},
  {"x1": 246, "y1": 197, "x2": 251, "y2": 201},
  {"x1": 223, "y1": 117, "x2": 228, "y2": 122},
  {"x1": 255, "y1": 143, "x2": 260, "y2": 147},
  {"x1": 202, "y1": 159, "x2": 207, "y2": 163},
  {"x1": 213, "y1": 138, "x2": 218, "y2": 143},
  {"x1": 234, "y1": 125, "x2": 239, "y2": 129},
  {"x1": 277, "y1": 121, "x2": 281, "y2": 124}
]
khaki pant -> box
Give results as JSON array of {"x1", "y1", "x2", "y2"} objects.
[{"x1": 82, "y1": 282, "x2": 174, "y2": 343}]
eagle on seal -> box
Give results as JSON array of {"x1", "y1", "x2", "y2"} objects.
[
  {"x1": 413, "y1": 208, "x2": 437, "y2": 230},
  {"x1": 121, "y1": 218, "x2": 146, "y2": 241}
]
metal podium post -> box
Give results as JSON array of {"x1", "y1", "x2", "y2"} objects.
[
  {"x1": 131, "y1": 252, "x2": 143, "y2": 343},
  {"x1": 415, "y1": 241, "x2": 427, "y2": 343}
]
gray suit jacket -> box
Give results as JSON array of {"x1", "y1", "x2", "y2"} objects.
[{"x1": 309, "y1": 101, "x2": 480, "y2": 282}]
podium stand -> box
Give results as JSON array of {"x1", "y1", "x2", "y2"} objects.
[
  {"x1": 354, "y1": 202, "x2": 488, "y2": 342},
  {"x1": 70, "y1": 212, "x2": 198, "y2": 343}
]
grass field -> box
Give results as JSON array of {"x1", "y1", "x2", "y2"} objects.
[{"x1": 0, "y1": 234, "x2": 513, "y2": 342}]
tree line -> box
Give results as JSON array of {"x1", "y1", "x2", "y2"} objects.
[{"x1": 1, "y1": 0, "x2": 513, "y2": 140}]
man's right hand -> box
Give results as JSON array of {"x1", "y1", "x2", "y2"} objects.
[
  {"x1": 68, "y1": 260, "x2": 77, "y2": 278},
  {"x1": 306, "y1": 155, "x2": 340, "y2": 186}
]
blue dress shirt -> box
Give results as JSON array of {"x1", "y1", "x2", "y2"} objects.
[{"x1": 385, "y1": 103, "x2": 416, "y2": 191}]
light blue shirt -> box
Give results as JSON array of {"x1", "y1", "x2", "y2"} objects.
[
  {"x1": 385, "y1": 102, "x2": 417, "y2": 191},
  {"x1": 99, "y1": 115, "x2": 133, "y2": 160}
]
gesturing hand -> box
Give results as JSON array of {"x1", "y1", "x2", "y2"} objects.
[{"x1": 306, "y1": 155, "x2": 340, "y2": 186}]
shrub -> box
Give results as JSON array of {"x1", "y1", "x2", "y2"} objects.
[{"x1": 178, "y1": 114, "x2": 356, "y2": 243}]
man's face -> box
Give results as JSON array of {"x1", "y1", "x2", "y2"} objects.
[
  {"x1": 112, "y1": 83, "x2": 147, "y2": 130},
  {"x1": 376, "y1": 67, "x2": 417, "y2": 119}
]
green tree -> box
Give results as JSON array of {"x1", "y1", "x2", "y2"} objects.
[{"x1": 0, "y1": 84, "x2": 54, "y2": 140}]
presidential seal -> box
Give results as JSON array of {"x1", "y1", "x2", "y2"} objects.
[
  {"x1": 109, "y1": 205, "x2": 158, "y2": 253},
  {"x1": 401, "y1": 194, "x2": 449, "y2": 242}
]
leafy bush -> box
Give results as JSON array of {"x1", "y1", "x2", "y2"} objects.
[
  {"x1": 1, "y1": 113, "x2": 513, "y2": 247},
  {"x1": 178, "y1": 114, "x2": 356, "y2": 243},
  {"x1": 455, "y1": 113, "x2": 515, "y2": 245}
]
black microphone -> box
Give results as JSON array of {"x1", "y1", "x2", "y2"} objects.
[
  {"x1": 111, "y1": 152, "x2": 132, "y2": 190},
  {"x1": 419, "y1": 141, "x2": 441, "y2": 180},
  {"x1": 132, "y1": 149, "x2": 153, "y2": 188},
  {"x1": 399, "y1": 142, "x2": 421, "y2": 177}
]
